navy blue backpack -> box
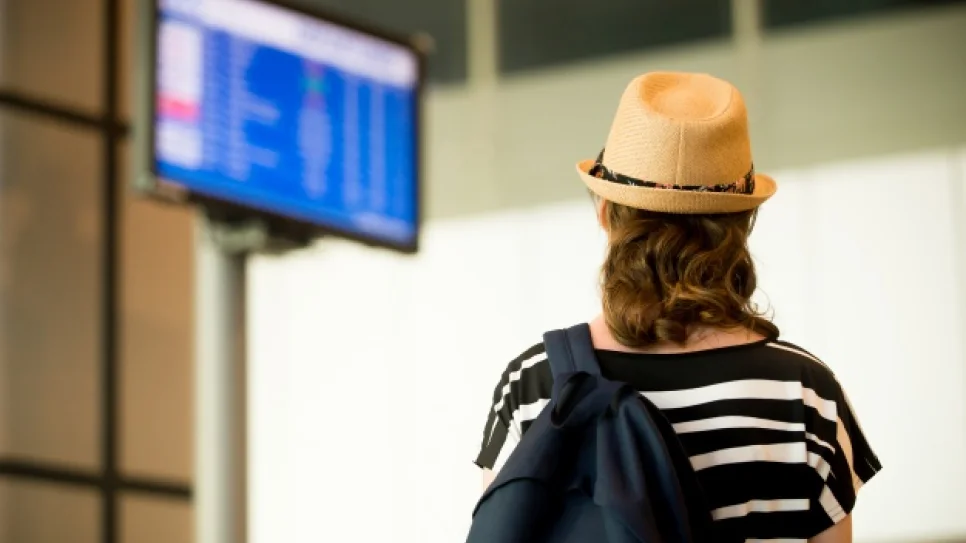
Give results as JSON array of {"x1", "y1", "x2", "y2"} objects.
[{"x1": 466, "y1": 324, "x2": 716, "y2": 543}]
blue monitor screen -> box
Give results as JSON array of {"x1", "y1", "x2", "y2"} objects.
[{"x1": 154, "y1": 0, "x2": 420, "y2": 249}]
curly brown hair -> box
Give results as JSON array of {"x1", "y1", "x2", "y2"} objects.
[{"x1": 598, "y1": 199, "x2": 778, "y2": 348}]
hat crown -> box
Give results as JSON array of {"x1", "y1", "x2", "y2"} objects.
[{"x1": 602, "y1": 72, "x2": 753, "y2": 187}]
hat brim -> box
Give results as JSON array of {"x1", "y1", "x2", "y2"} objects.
[{"x1": 577, "y1": 159, "x2": 776, "y2": 214}]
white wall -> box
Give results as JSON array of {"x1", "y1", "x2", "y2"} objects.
[
  {"x1": 249, "y1": 147, "x2": 966, "y2": 543},
  {"x1": 247, "y1": 203, "x2": 605, "y2": 543}
]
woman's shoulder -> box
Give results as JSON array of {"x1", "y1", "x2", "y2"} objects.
[
  {"x1": 489, "y1": 342, "x2": 554, "y2": 400},
  {"x1": 506, "y1": 342, "x2": 548, "y2": 371},
  {"x1": 759, "y1": 338, "x2": 843, "y2": 388}
]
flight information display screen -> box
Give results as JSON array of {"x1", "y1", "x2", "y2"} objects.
[{"x1": 153, "y1": 0, "x2": 421, "y2": 250}]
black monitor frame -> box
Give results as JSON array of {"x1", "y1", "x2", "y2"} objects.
[{"x1": 133, "y1": 0, "x2": 426, "y2": 254}]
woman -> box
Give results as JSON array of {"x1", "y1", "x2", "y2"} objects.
[{"x1": 474, "y1": 72, "x2": 880, "y2": 543}]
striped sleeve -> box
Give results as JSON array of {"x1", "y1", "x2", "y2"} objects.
[
  {"x1": 799, "y1": 359, "x2": 882, "y2": 534},
  {"x1": 473, "y1": 396, "x2": 517, "y2": 472},
  {"x1": 474, "y1": 343, "x2": 550, "y2": 472},
  {"x1": 818, "y1": 386, "x2": 882, "y2": 521}
]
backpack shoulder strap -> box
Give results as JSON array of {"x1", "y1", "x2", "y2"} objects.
[{"x1": 542, "y1": 323, "x2": 602, "y2": 380}]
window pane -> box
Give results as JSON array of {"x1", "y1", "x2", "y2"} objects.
[
  {"x1": 294, "y1": 0, "x2": 467, "y2": 84},
  {"x1": 762, "y1": 0, "x2": 966, "y2": 30},
  {"x1": 0, "y1": 0, "x2": 103, "y2": 113},
  {"x1": 118, "y1": 141, "x2": 195, "y2": 481},
  {"x1": 0, "y1": 108, "x2": 102, "y2": 469},
  {"x1": 118, "y1": 0, "x2": 136, "y2": 121},
  {"x1": 498, "y1": 0, "x2": 732, "y2": 74},
  {"x1": 121, "y1": 494, "x2": 192, "y2": 543},
  {"x1": 0, "y1": 479, "x2": 100, "y2": 543}
]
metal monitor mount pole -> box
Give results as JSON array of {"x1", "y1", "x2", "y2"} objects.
[{"x1": 194, "y1": 213, "x2": 269, "y2": 543}]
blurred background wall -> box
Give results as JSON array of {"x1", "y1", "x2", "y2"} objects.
[
  {"x1": 1, "y1": 0, "x2": 965, "y2": 542},
  {"x1": 249, "y1": 1, "x2": 966, "y2": 542},
  {"x1": 249, "y1": 149, "x2": 966, "y2": 543}
]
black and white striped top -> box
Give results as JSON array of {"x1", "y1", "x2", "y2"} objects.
[{"x1": 475, "y1": 337, "x2": 881, "y2": 543}]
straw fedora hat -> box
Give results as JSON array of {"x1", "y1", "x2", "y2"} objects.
[{"x1": 577, "y1": 72, "x2": 776, "y2": 214}]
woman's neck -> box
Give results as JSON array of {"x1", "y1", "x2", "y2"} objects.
[{"x1": 588, "y1": 314, "x2": 766, "y2": 354}]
